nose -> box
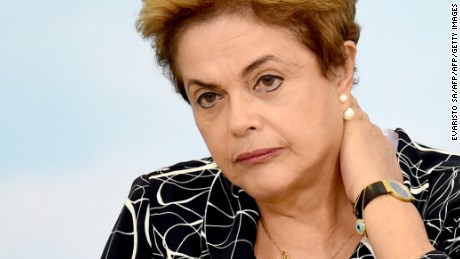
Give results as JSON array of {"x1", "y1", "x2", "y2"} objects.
[{"x1": 227, "y1": 94, "x2": 262, "y2": 137}]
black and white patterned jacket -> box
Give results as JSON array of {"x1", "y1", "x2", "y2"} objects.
[{"x1": 102, "y1": 129, "x2": 460, "y2": 259}]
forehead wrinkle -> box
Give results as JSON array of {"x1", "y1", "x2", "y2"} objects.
[{"x1": 178, "y1": 13, "x2": 315, "y2": 94}]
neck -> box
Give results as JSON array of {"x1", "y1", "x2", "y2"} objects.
[
  {"x1": 256, "y1": 162, "x2": 349, "y2": 223},
  {"x1": 254, "y1": 164, "x2": 358, "y2": 258}
]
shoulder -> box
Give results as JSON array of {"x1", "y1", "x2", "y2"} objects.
[
  {"x1": 145, "y1": 157, "x2": 219, "y2": 182},
  {"x1": 395, "y1": 128, "x2": 460, "y2": 173},
  {"x1": 127, "y1": 157, "x2": 220, "y2": 207},
  {"x1": 103, "y1": 157, "x2": 223, "y2": 258},
  {"x1": 395, "y1": 128, "x2": 460, "y2": 208},
  {"x1": 395, "y1": 128, "x2": 460, "y2": 187},
  {"x1": 394, "y1": 128, "x2": 460, "y2": 204},
  {"x1": 394, "y1": 129, "x2": 460, "y2": 256}
]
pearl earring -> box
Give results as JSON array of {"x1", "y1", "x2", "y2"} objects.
[
  {"x1": 339, "y1": 94, "x2": 348, "y2": 103},
  {"x1": 343, "y1": 107, "x2": 355, "y2": 121}
]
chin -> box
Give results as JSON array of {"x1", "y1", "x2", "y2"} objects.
[{"x1": 239, "y1": 172, "x2": 295, "y2": 202}]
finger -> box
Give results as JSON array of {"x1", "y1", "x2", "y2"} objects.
[
  {"x1": 349, "y1": 95, "x2": 361, "y2": 110},
  {"x1": 348, "y1": 95, "x2": 372, "y2": 122},
  {"x1": 344, "y1": 96, "x2": 365, "y2": 122}
]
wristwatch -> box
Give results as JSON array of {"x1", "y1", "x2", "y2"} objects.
[{"x1": 353, "y1": 180, "x2": 415, "y2": 235}]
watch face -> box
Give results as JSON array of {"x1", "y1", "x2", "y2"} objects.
[{"x1": 389, "y1": 180, "x2": 413, "y2": 200}]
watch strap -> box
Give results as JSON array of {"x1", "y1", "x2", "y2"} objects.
[
  {"x1": 354, "y1": 180, "x2": 414, "y2": 220},
  {"x1": 363, "y1": 181, "x2": 389, "y2": 210},
  {"x1": 353, "y1": 180, "x2": 414, "y2": 236}
]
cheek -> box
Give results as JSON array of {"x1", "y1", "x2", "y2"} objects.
[{"x1": 281, "y1": 89, "x2": 343, "y2": 144}]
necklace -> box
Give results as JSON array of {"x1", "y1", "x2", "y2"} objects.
[
  {"x1": 260, "y1": 218, "x2": 290, "y2": 259},
  {"x1": 259, "y1": 218, "x2": 357, "y2": 259}
]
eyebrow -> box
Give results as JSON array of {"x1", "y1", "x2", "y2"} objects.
[
  {"x1": 241, "y1": 55, "x2": 282, "y2": 77},
  {"x1": 187, "y1": 79, "x2": 218, "y2": 90},
  {"x1": 185, "y1": 55, "x2": 282, "y2": 91}
]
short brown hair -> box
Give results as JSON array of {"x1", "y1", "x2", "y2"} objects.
[{"x1": 136, "y1": 0, "x2": 360, "y2": 102}]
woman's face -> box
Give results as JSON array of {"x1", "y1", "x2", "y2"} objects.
[{"x1": 176, "y1": 14, "x2": 353, "y2": 201}]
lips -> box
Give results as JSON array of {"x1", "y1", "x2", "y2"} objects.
[{"x1": 235, "y1": 148, "x2": 283, "y2": 165}]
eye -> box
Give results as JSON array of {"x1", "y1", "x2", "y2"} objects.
[
  {"x1": 196, "y1": 92, "x2": 222, "y2": 108},
  {"x1": 254, "y1": 74, "x2": 283, "y2": 92}
]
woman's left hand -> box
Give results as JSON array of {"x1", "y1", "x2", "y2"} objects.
[
  {"x1": 339, "y1": 95, "x2": 403, "y2": 202},
  {"x1": 339, "y1": 96, "x2": 435, "y2": 258}
]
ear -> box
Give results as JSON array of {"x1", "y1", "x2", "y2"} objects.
[{"x1": 336, "y1": 40, "x2": 357, "y2": 95}]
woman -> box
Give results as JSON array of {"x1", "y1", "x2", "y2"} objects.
[{"x1": 102, "y1": 0, "x2": 460, "y2": 258}]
